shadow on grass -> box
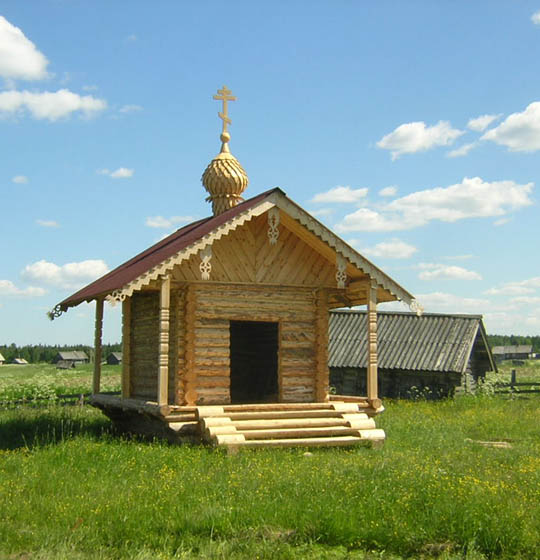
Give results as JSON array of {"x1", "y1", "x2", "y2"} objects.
[{"x1": 0, "y1": 404, "x2": 116, "y2": 451}]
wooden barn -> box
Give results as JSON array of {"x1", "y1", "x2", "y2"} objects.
[
  {"x1": 106, "y1": 352, "x2": 123, "y2": 365},
  {"x1": 329, "y1": 311, "x2": 496, "y2": 398},
  {"x1": 491, "y1": 345, "x2": 532, "y2": 362},
  {"x1": 50, "y1": 87, "x2": 418, "y2": 449},
  {"x1": 53, "y1": 351, "x2": 89, "y2": 367}
]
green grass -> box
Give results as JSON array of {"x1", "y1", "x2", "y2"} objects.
[
  {"x1": 0, "y1": 362, "x2": 120, "y2": 402},
  {"x1": 0, "y1": 396, "x2": 538, "y2": 559}
]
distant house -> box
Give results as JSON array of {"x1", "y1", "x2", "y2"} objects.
[
  {"x1": 329, "y1": 311, "x2": 496, "y2": 398},
  {"x1": 491, "y1": 345, "x2": 532, "y2": 362},
  {"x1": 106, "y1": 352, "x2": 123, "y2": 365},
  {"x1": 0, "y1": 352, "x2": 5, "y2": 365},
  {"x1": 11, "y1": 358, "x2": 29, "y2": 365},
  {"x1": 53, "y1": 351, "x2": 89, "y2": 367}
]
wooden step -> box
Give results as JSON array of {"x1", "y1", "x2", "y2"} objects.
[
  {"x1": 218, "y1": 435, "x2": 365, "y2": 448},
  {"x1": 195, "y1": 402, "x2": 385, "y2": 449}
]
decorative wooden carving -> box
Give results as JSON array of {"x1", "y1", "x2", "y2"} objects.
[
  {"x1": 121, "y1": 297, "x2": 131, "y2": 398},
  {"x1": 199, "y1": 246, "x2": 212, "y2": 280},
  {"x1": 158, "y1": 275, "x2": 170, "y2": 406},
  {"x1": 336, "y1": 254, "x2": 347, "y2": 289},
  {"x1": 183, "y1": 284, "x2": 198, "y2": 405},
  {"x1": 106, "y1": 201, "x2": 275, "y2": 303},
  {"x1": 367, "y1": 281, "x2": 381, "y2": 409},
  {"x1": 267, "y1": 207, "x2": 280, "y2": 245},
  {"x1": 93, "y1": 298, "x2": 104, "y2": 395}
]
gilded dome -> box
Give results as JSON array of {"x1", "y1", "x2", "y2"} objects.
[{"x1": 201, "y1": 135, "x2": 249, "y2": 216}]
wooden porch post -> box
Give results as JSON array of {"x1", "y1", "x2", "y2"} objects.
[
  {"x1": 315, "y1": 289, "x2": 329, "y2": 402},
  {"x1": 93, "y1": 297, "x2": 104, "y2": 395},
  {"x1": 121, "y1": 297, "x2": 131, "y2": 398},
  {"x1": 158, "y1": 275, "x2": 171, "y2": 407},
  {"x1": 367, "y1": 281, "x2": 381, "y2": 409},
  {"x1": 183, "y1": 284, "x2": 198, "y2": 405}
]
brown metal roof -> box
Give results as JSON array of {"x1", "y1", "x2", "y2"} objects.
[
  {"x1": 329, "y1": 310, "x2": 496, "y2": 374},
  {"x1": 58, "y1": 188, "x2": 283, "y2": 310}
]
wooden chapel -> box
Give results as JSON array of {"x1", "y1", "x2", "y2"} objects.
[{"x1": 51, "y1": 86, "x2": 418, "y2": 449}]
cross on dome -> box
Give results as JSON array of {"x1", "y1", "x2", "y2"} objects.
[{"x1": 213, "y1": 85, "x2": 236, "y2": 143}]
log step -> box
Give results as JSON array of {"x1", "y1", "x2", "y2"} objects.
[
  {"x1": 195, "y1": 402, "x2": 385, "y2": 449},
  {"x1": 220, "y1": 435, "x2": 365, "y2": 448}
]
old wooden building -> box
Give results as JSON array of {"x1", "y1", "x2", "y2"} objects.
[
  {"x1": 50, "y1": 87, "x2": 418, "y2": 449},
  {"x1": 329, "y1": 311, "x2": 496, "y2": 398}
]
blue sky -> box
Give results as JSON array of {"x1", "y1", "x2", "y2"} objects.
[{"x1": 1, "y1": 1, "x2": 539, "y2": 344}]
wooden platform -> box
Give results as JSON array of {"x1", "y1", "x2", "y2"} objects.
[{"x1": 91, "y1": 394, "x2": 385, "y2": 449}]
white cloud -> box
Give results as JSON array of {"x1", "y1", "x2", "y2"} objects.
[
  {"x1": 125, "y1": 34, "x2": 137, "y2": 42},
  {"x1": 510, "y1": 296, "x2": 540, "y2": 305},
  {"x1": 467, "y1": 114, "x2": 501, "y2": 132},
  {"x1": 36, "y1": 219, "x2": 59, "y2": 228},
  {"x1": 376, "y1": 120, "x2": 464, "y2": 159},
  {"x1": 82, "y1": 85, "x2": 98, "y2": 92},
  {"x1": 418, "y1": 263, "x2": 482, "y2": 281},
  {"x1": 336, "y1": 176, "x2": 533, "y2": 232},
  {"x1": 379, "y1": 186, "x2": 397, "y2": 197},
  {"x1": 531, "y1": 10, "x2": 540, "y2": 24},
  {"x1": 482, "y1": 102, "x2": 540, "y2": 152},
  {"x1": 21, "y1": 259, "x2": 109, "y2": 290},
  {"x1": 415, "y1": 292, "x2": 490, "y2": 314},
  {"x1": 97, "y1": 167, "x2": 134, "y2": 179},
  {"x1": 0, "y1": 89, "x2": 107, "y2": 121},
  {"x1": 309, "y1": 208, "x2": 334, "y2": 218},
  {"x1": 12, "y1": 175, "x2": 28, "y2": 184},
  {"x1": 0, "y1": 16, "x2": 49, "y2": 81},
  {"x1": 493, "y1": 217, "x2": 511, "y2": 226},
  {"x1": 145, "y1": 215, "x2": 195, "y2": 229},
  {"x1": 486, "y1": 277, "x2": 540, "y2": 296},
  {"x1": 119, "y1": 104, "x2": 142, "y2": 113},
  {"x1": 311, "y1": 185, "x2": 368, "y2": 204},
  {"x1": 447, "y1": 142, "x2": 478, "y2": 158},
  {"x1": 0, "y1": 279, "x2": 45, "y2": 297},
  {"x1": 355, "y1": 238, "x2": 418, "y2": 259}
]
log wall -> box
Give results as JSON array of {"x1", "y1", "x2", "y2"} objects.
[
  {"x1": 188, "y1": 283, "x2": 323, "y2": 404},
  {"x1": 129, "y1": 291, "x2": 182, "y2": 403}
]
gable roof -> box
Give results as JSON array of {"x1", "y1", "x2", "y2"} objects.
[
  {"x1": 52, "y1": 188, "x2": 416, "y2": 316},
  {"x1": 329, "y1": 310, "x2": 496, "y2": 374},
  {"x1": 56, "y1": 351, "x2": 89, "y2": 361},
  {"x1": 492, "y1": 345, "x2": 532, "y2": 355},
  {"x1": 0, "y1": 353, "x2": 5, "y2": 362}
]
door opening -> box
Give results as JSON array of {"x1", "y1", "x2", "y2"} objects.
[{"x1": 230, "y1": 320, "x2": 278, "y2": 404}]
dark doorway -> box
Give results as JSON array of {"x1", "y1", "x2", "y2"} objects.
[{"x1": 230, "y1": 320, "x2": 279, "y2": 404}]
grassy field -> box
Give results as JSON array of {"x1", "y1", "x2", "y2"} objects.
[
  {"x1": 0, "y1": 363, "x2": 539, "y2": 559},
  {"x1": 0, "y1": 362, "x2": 120, "y2": 403}
]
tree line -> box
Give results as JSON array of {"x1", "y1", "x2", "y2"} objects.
[{"x1": 0, "y1": 343, "x2": 122, "y2": 364}]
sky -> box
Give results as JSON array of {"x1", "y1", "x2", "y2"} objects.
[{"x1": 1, "y1": 1, "x2": 540, "y2": 345}]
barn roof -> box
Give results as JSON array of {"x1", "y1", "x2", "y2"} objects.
[
  {"x1": 56, "y1": 351, "x2": 89, "y2": 361},
  {"x1": 329, "y1": 310, "x2": 496, "y2": 374},
  {"x1": 52, "y1": 188, "x2": 416, "y2": 316},
  {"x1": 491, "y1": 345, "x2": 532, "y2": 355}
]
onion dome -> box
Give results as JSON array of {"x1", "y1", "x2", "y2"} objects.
[{"x1": 201, "y1": 86, "x2": 249, "y2": 216}]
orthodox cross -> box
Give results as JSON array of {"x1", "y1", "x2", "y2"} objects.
[{"x1": 213, "y1": 85, "x2": 236, "y2": 137}]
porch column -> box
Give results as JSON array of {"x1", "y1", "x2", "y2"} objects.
[
  {"x1": 367, "y1": 281, "x2": 381, "y2": 409},
  {"x1": 158, "y1": 275, "x2": 171, "y2": 407},
  {"x1": 315, "y1": 289, "x2": 329, "y2": 402},
  {"x1": 93, "y1": 297, "x2": 104, "y2": 395},
  {"x1": 121, "y1": 297, "x2": 131, "y2": 398},
  {"x1": 183, "y1": 284, "x2": 198, "y2": 406}
]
